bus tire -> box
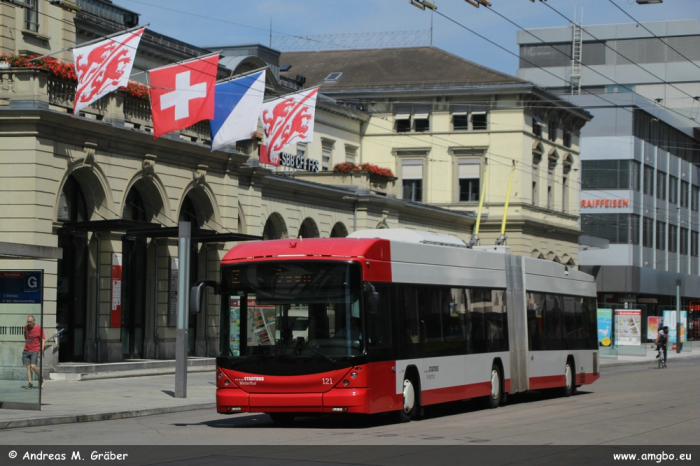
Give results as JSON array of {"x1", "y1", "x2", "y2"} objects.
[
  {"x1": 398, "y1": 375, "x2": 418, "y2": 422},
  {"x1": 484, "y1": 364, "x2": 502, "y2": 409},
  {"x1": 269, "y1": 413, "x2": 295, "y2": 426},
  {"x1": 562, "y1": 361, "x2": 574, "y2": 397}
]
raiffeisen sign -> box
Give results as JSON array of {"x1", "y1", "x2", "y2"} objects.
[{"x1": 580, "y1": 199, "x2": 630, "y2": 208}]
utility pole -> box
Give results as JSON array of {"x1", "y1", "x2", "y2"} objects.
[{"x1": 175, "y1": 221, "x2": 191, "y2": 398}]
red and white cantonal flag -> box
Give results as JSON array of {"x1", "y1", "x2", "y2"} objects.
[
  {"x1": 73, "y1": 28, "x2": 144, "y2": 115},
  {"x1": 148, "y1": 54, "x2": 219, "y2": 139},
  {"x1": 259, "y1": 87, "x2": 319, "y2": 165}
]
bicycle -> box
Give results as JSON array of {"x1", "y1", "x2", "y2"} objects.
[{"x1": 655, "y1": 344, "x2": 667, "y2": 369}]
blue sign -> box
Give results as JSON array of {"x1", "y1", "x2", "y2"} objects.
[{"x1": 0, "y1": 271, "x2": 42, "y2": 303}]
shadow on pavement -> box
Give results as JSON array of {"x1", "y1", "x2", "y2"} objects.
[{"x1": 176, "y1": 389, "x2": 594, "y2": 430}]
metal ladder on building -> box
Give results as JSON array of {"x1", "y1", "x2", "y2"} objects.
[{"x1": 570, "y1": 15, "x2": 583, "y2": 95}]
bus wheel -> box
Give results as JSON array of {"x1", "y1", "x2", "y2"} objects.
[
  {"x1": 398, "y1": 376, "x2": 417, "y2": 422},
  {"x1": 269, "y1": 413, "x2": 295, "y2": 426},
  {"x1": 562, "y1": 362, "x2": 574, "y2": 397},
  {"x1": 485, "y1": 364, "x2": 501, "y2": 409}
]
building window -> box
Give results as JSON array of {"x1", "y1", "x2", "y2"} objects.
[
  {"x1": 548, "y1": 120, "x2": 557, "y2": 142},
  {"x1": 643, "y1": 165, "x2": 654, "y2": 197},
  {"x1": 451, "y1": 105, "x2": 488, "y2": 131},
  {"x1": 656, "y1": 170, "x2": 666, "y2": 200},
  {"x1": 395, "y1": 106, "x2": 430, "y2": 133},
  {"x1": 668, "y1": 175, "x2": 678, "y2": 204},
  {"x1": 655, "y1": 221, "x2": 666, "y2": 250},
  {"x1": 345, "y1": 144, "x2": 357, "y2": 164},
  {"x1": 680, "y1": 227, "x2": 689, "y2": 255},
  {"x1": 25, "y1": 0, "x2": 39, "y2": 32},
  {"x1": 681, "y1": 180, "x2": 689, "y2": 208},
  {"x1": 458, "y1": 159, "x2": 481, "y2": 202},
  {"x1": 453, "y1": 108, "x2": 469, "y2": 131},
  {"x1": 532, "y1": 148, "x2": 543, "y2": 206},
  {"x1": 562, "y1": 159, "x2": 572, "y2": 213},
  {"x1": 547, "y1": 156, "x2": 557, "y2": 210},
  {"x1": 402, "y1": 161, "x2": 424, "y2": 202},
  {"x1": 643, "y1": 217, "x2": 654, "y2": 248},
  {"x1": 692, "y1": 231, "x2": 699, "y2": 257},
  {"x1": 532, "y1": 115, "x2": 543, "y2": 138},
  {"x1": 414, "y1": 107, "x2": 430, "y2": 132},
  {"x1": 563, "y1": 131, "x2": 572, "y2": 148},
  {"x1": 581, "y1": 214, "x2": 640, "y2": 244},
  {"x1": 297, "y1": 143, "x2": 306, "y2": 158},
  {"x1": 581, "y1": 160, "x2": 639, "y2": 190},
  {"x1": 692, "y1": 185, "x2": 699, "y2": 212},
  {"x1": 321, "y1": 139, "x2": 334, "y2": 171},
  {"x1": 668, "y1": 224, "x2": 678, "y2": 253},
  {"x1": 472, "y1": 112, "x2": 488, "y2": 130}
]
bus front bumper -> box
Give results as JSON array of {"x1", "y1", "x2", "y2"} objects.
[{"x1": 216, "y1": 387, "x2": 372, "y2": 414}]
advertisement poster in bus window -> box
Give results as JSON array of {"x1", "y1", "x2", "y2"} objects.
[
  {"x1": 615, "y1": 310, "x2": 641, "y2": 346},
  {"x1": 647, "y1": 316, "x2": 662, "y2": 340},
  {"x1": 229, "y1": 297, "x2": 241, "y2": 356},
  {"x1": 243, "y1": 297, "x2": 276, "y2": 346},
  {"x1": 597, "y1": 309, "x2": 612, "y2": 347},
  {"x1": 662, "y1": 310, "x2": 687, "y2": 343}
]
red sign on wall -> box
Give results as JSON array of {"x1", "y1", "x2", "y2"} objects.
[
  {"x1": 581, "y1": 199, "x2": 630, "y2": 208},
  {"x1": 110, "y1": 253, "x2": 122, "y2": 328}
]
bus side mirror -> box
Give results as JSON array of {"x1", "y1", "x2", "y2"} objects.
[
  {"x1": 190, "y1": 279, "x2": 219, "y2": 314},
  {"x1": 364, "y1": 282, "x2": 380, "y2": 315}
]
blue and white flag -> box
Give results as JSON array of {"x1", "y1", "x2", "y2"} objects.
[{"x1": 210, "y1": 70, "x2": 266, "y2": 151}]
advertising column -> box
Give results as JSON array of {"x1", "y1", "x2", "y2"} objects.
[
  {"x1": 615, "y1": 309, "x2": 642, "y2": 346},
  {"x1": 0, "y1": 270, "x2": 43, "y2": 410}
]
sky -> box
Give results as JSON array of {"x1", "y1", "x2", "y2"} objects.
[{"x1": 117, "y1": 0, "x2": 697, "y2": 76}]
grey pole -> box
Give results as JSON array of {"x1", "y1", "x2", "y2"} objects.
[
  {"x1": 676, "y1": 279, "x2": 681, "y2": 354},
  {"x1": 175, "y1": 221, "x2": 191, "y2": 398}
]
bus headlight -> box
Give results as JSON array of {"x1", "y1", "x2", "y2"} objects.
[{"x1": 350, "y1": 371, "x2": 358, "y2": 379}]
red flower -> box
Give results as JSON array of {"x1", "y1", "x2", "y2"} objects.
[{"x1": 333, "y1": 162, "x2": 394, "y2": 178}]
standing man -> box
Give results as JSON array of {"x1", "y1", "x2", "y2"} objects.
[{"x1": 23, "y1": 315, "x2": 45, "y2": 389}]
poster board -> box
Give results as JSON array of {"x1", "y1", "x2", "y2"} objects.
[
  {"x1": 0, "y1": 270, "x2": 43, "y2": 410},
  {"x1": 662, "y1": 310, "x2": 687, "y2": 344},
  {"x1": 614, "y1": 309, "x2": 641, "y2": 346},
  {"x1": 597, "y1": 308, "x2": 613, "y2": 347}
]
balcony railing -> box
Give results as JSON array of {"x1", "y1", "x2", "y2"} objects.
[{"x1": 1, "y1": 68, "x2": 211, "y2": 145}]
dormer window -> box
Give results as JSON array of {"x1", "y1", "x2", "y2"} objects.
[{"x1": 324, "y1": 72, "x2": 343, "y2": 82}]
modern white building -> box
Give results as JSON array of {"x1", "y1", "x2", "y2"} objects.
[{"x1": 517, "y1": 19, "x2": 700, "y2": 340}]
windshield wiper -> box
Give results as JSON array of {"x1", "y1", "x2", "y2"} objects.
[{"x1": 300, "y1": 342, "x2": 337, "y2": 367}]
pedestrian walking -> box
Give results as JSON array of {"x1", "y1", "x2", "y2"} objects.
[{"x1": 23, "y1": 315, "x2": 45, "y2": 389}]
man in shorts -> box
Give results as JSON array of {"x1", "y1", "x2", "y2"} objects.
[{"x1": 23, "y1": 315, "x2": 45, "y2": 389}]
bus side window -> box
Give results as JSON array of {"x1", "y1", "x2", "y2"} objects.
[{"x1": 367, "y1": 284, "x2": 392, "y2": 349}]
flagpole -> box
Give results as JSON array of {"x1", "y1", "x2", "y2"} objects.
[
  {"x1": 263, "y1": 85, "x2": 320, "y2": 103},
  {"x1": 30, "y1": 24, "x2": 149, "y2": 62},
  {"x1": 216, "y1": 66, "x2": 268, "y2": 85}
]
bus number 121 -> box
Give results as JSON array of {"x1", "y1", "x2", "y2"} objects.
[{"x1": 322, "y1": 378, "x2": 333, "y2": 385}]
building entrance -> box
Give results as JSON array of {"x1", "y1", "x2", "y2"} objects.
[
  {"x1": 56, "y1": 230, "x2": 88, "y2": 362},
  {"x1": 121, "y1": 236, "x2": 148, "y2": 359}
]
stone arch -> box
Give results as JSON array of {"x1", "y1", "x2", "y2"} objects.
[
  {"x1": 298, "y1": 217, "x2": 320, "y2": 238},
  {"x1": 55, "y1": 164, "x2": 114, "y2": 222},
  {"x1": 330, "y1": 222, "x2": 349, "y2": 238},
  {"x1": 177, "y1": 183, "x2": 221, "y2": 230},
  {"x1": 546, "y1": 251, "x2": 560, "y2": 263},
  {"x1": 561, "y1": 253, "x2": 576, "y2": 267},
  {"x1": 531, "y1": 249, "x2": 545, "y2": 260},
  {"x1": 121, "y1": 173, "x2": 170, "y2": 224},
  {"x1": 263, "y1": 212, "x2": 288, "y2": 240}
]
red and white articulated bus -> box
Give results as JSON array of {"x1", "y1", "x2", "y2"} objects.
[{"x1": 191, "y1": 229, "x2": 599, "y2": 425}]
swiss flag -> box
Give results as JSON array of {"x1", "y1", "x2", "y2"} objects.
[{"x1": 148, "y1": 54, "x2": 219, "y2": 139}]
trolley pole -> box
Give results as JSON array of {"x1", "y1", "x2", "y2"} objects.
[
  {"x1": 175, "y1": 221, "x2": 191, "y2": 398},
  {"x1": 676, "y1": 279, "x2": 681, "y2": 354}
]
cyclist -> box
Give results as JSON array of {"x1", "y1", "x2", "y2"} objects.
[{"x1": 655, "y1": 325, "x2": 669, "y2": 368}]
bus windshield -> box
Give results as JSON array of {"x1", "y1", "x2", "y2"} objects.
[{"x1": 220, "y1": 261, "x2": 364, "y2": 359}]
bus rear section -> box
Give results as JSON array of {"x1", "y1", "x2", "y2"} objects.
[{"x1": 205, "y1": 231, "x2": 599, "y2": 423}]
